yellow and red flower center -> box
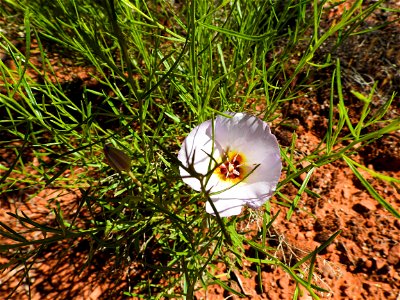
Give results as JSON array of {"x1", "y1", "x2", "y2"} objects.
[{"x1": 215, "y1": 152, "x2": 247, "y2": 183}]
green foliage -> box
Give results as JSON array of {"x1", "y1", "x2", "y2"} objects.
[{"x1": 0, "y1": 0, "x2": 398, "y2": 298}]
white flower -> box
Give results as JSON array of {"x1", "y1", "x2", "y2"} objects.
[{"x1": 178, "y1": 112, "x2": 282, "y2": 217}]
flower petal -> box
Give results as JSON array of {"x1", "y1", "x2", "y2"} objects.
[
  {"x1": 211, "y1": 113, "x2": 267, "y2": 151},
  {"x1": 178, "y1": 120, "x2": 222, "y2": 191},
  {"x1": 249, "y1": 152, "x2": 282, "y2": 184},
  {"x1": 211, "y1": 181, "x2": 271, "y2": 204},
  {"x1": 206, "y1": 198, "x2": 244, "y2": 217}
]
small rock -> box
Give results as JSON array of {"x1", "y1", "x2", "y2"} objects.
[
  {"x1": 296, "y1": 232, "x2": 305, "y2": 241},
  {"x1": 315, "y1": 232, "x2": 330, "y2": 243},
  {"x1": 374, "y1": 257, "x2": 387, "y2": 270},
  {"x1": 322, "y1": 266, "x2": 335, "y2": 279},
  {"x1": 277, "y1": 275, "x2": 289, "y2": 289},
  {"x1": 342, "y1": 185, "x2": 351, "y2": 199},
  {"x1": 352, "y1": 199, "x2": 376, "y2": 214},
  {"x1": 365, "y1": 219, "x2": 374, "y2": 228},
  {"x1": 77, "y1": 71, "x2": 90, "y2": 80},
  {"x1": 364, "y1": 259, "x2": 373, "y2": 269},
  {"x1": 360, "y1": 199, "x2": 377, "y2": 211},
  {"x1": 387, "y1": 244, "x2": 400, "y2": 266},
  {"x1": 394, "y1": 219, "x2": 400, "y2": 230},
  {"x1": 326, "y1": 244, "x2": 336, "y2": 253}
]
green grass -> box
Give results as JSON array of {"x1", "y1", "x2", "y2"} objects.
[{"x1": 0, "y1": 0, "x2": 399, "y2": 298}]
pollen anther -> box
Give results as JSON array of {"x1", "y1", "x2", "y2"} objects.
[{"x1": 216, "y1": 151, "x2": 246, "y2": 182}]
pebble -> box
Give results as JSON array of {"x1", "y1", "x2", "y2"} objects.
[
  {"x1": 394, "y1": 219, "x2": 400, "y2": 230},
  {"x1": 352, "y1": 199, "x2": 376, "y2": 213},
  {"x1": 342, "y1": 185, "x2": 351, "y2": 199},
  {"x1": 296, "y1": 232, "x2": 305, "y2": 241},
  {"x1": 364, "y1": 259, "x2": 373, "y2": 269},
  {"x1": 277, "y1": 276, "x2": 289, "y2": 289},
  {"x1": 374, "y1": 257, "x2": 387, "y2": 270},
  {"x1": 365, "y1": 219, "x2": 374, "y2": 228},
  {"x1": 77, "y1": 71, "x2": 89, "y2": 80},
  {"x1": 322, "y1": 266, "x2": 336, "y2": 279},
  {"x1": 360, "y1": 199, "x2": 376, "y2": 211},
  {"x1": 326, "y1": 244, "x2": 336, "y2": 253},
  {"x1": 387, "y1": 244, "x2": 400, "y2": 266}
]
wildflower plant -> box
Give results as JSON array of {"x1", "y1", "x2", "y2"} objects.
[{"x1": 0, "y1": 0, "x2": 399, "y2": 299}]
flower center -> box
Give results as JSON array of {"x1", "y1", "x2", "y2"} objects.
[{"x1": 215, "y1": 151, "x2": 246, "y2": 183}]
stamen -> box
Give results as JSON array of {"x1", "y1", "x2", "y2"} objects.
[{"x1": 216, "y1": 151, "x2": 245, "y2": 182}]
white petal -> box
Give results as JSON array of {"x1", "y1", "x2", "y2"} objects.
[
  {"x1": 213, "y1": 181, "x2": 269, "y2": 202},
  {"x1": 212, "y1": 113, "x2": 267, "y2": 151},
  {"x1": 249, "y1": 152, "x2": 282, "y2": 183},
  {"x1": 178, "y1": 120, "x2": 222, "y2": 191},
  {"x1": 206, "y1": 198, "x2": 244, "y2": 217}
]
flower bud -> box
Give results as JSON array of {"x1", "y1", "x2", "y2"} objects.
[{"x1": 104, "y1": 144, "x2": 131, "y2": 172}]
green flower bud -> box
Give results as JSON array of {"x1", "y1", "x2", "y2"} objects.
[{"x1": 104, "y1": 144, "x2": 131, "y2": 172}]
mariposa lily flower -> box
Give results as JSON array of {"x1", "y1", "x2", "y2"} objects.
[{"x1": 178, "y1": 112, "x2": 282, "y2": 217}]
